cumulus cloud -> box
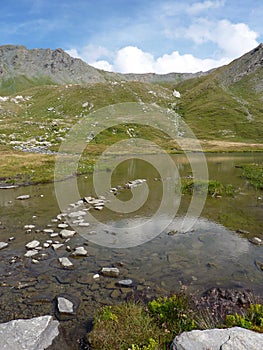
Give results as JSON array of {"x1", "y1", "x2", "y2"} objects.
[
  {"x1": 66, "y1": 14, "x2": 259, "y2": 74},
  {"x1": 186, "y1": 19, "x2": 258, "y2": 57}
]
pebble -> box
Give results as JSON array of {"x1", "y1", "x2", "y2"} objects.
[
  {"x1": 52, "y1": 243, "x2": 64, "y2": 250},
  {"x1": 60, "y1": 229, "x2": 76, "y2": 238},
  {"x1": 78, "y1": 222, "x2": 90, "y2": 227},
  {"x1": 43, "y1": 228, "x2": 54, "y2": 234},
  {"x1": 32, "y1": 259, "x2": 40, "y2": 264},
  {"x1": 249, "y1": 237, "x2": 262, "y2": 245},
  {"x1": 116, "y1": 279, "x2": 133, "y2": 287},
  {"x1": 57, "y1": 223, "x2": 68, "y2": 229},
  {"x1": 50, "y1": 233, "x2": 59, "y2": 238},
  {"x1": 93, "y1": 274, "x2": 100, "y2": 279},
  {"x1": 25, "y1": 240, "x2": 40, "y2": 249},
  {"x1": 71, "y1": 246, "x2": 88, "y2": 256},
  {"x1": 101, "y1": 267, "x2": 120, "y2": 277},
  {"x1": 68, "y1": 211, "x2": 86, "y2": 218},
  {"x1": 59, "y1": 257, "x2": 73, "y2": 267},
  {"x1": 43, "y1": 243, "x2": 50, "y2": 248},
  {"x1": 24, "y1": 250, "x2": 39, "y2": 257},
  {"x1": 0, "y1": 242, "x2": 8, "y2": 250},
  {"x1": 16, "y1": 194, "x2": 30, "y2": 200},
  {"x1": 24, "y1": 225, "x2": 35, "y2": 229},
  {"x1": 57, "y1": 297, "x2": 74, "y2": 314},
  {"x1": 8, "y1": 237, "x2": 15, "y2": 241}
]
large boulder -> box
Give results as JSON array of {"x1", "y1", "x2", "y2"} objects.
[
  {"x1": 0, "y1": 315, "x2": 59, "y2": 350},
  {"x1": 172, "y1": 327, "x2": 263, "y2": 350}
]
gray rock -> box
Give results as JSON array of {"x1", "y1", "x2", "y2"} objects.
[
  {"x1": 172, "y1": 327, "x2": 263, "y2": 350},
  {"x1": 26, "y1": 240, "x2": 40, "y2": 249},
  {"x1": 117, "y1": 279, "x2": 133, "y2": 287},
  {"x1": 57, "y1": 223, "x2": 68, "y2": 229},
  {"x1": 0, "y1": 242, "x2": 8, "y2": 250},
  {"x1": 71, "y1": 246, "x2": 88, "y2": 256},
  {"x1": 0, "y1": 315, "x2": 59, "y2": 350},
  {"x1": 68, "y1": 210, "x2": 86, "y2": 218},
  {"x1": 59, "y1": 257, "x2": 73, "y2": 267},
  {"x1": 52, "y1": 243, "x2": 64, "y2": 250},
  {"x1": 60, "y1": 229, "x2": 76, "y2": 238},
  {"x1": 101, "y1": 267, "x2": 120, "y2": 277},
  {"x1": 57, "y1": 297, "x2": 74, "y2": 314},
  {"x1": 16, "y1": 194, "x2": 30, "y2": 200},
  {"x1": 24, "y1": 249, "x2": 39, "y2": 257}
]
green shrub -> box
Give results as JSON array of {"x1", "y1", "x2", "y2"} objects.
[
  {"x1": 148, "y1": 294, "x2": 196, "y2": 338},
  {"x1": 181, "y1": 179, "x2": 235, "y2": 197},
  {"x1": 240, "y1": 164, "x2": 263, "y2": 190},
  {"x1": 226, "y1": 304, "x2": 263, "y2": 332}
]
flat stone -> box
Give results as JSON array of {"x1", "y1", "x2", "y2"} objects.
[
  {"x1": 24, "y1": 224, "x2": 35, "y2": 229},
  {"x1": 71, "y1": 246, "x2": 88, "y2": 257},
  {"x1": 57, "y1": 297, "x2": 74, "y2": 314},
  {"x1": 24, "y1": 249, "x2": 39, "y2": 257},
  {"x1": 16, "y1": 194, "x2": 30, "y2": 200},
  {"x1": 50, "y1": 233, "x2": 59, "y2": 238},
  {"x1": 59, "y1": 257, "x2": 73, "y2": 268},
  {"x1": 0, "y1": 242, "x2": 8, "y2": 250},
  {"x1": 116, "y1": 279, "x2": 133, "y2": 287},
  {"x1": 172, "y1": 327, "x2": 263, "y2": 350},
  {"x1": 101, "y1": 267, "x2": 120, "y2": 277},
  {"x1": 52, "y1": 243, "x2": 64, "y2": 250},
  {"x1": 43, "y1": 228, "x2": 54, "y2": 234},
  {"x1": 249, "y1": 237, "x2": 262, "y2": 245},
  {"x1": 68, "y1": 211, "x2": 86, "y2": 218},
  {"x1": 57, "y1": 223, "x2": 68, "y2": 229},
  {"x1": 78, "y1": 222, "x2": 90, "y2": 227},
  {"x1": 60, "y1": 229, "x2": 76, "y2": 238},
  {"x1": 26, "y1": 240, "x2": 40, "y2": 249},
  {"x1": 0, "y1": 315, "x2": 59, "y2": 350}
]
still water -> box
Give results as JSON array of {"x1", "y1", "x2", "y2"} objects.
[{"x1": 0, "y1": 152, "x2": 262, "y2": 347}]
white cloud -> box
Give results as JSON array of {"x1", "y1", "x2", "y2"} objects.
[
  {"x1": 114, "y1": 46, "x2": 155, "y2": 73},
  {"x1": 90, "y1": 60, "x2": 113, "y2": 71},
  {"x1": 187, "y1": 0, "x2": 225, "y2": 15},
  {"x1": 186, "y1": 19, "x2": 258, "y2": 57},
  {"x1": 66, "y1": 44, "x2": 111, "y2": 63}
]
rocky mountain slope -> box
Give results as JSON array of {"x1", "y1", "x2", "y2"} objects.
[
  {"x1": 0, "y1": 45, "x2": 202, "y2": 94},
  {"x1": 0, "y1": 43, "x2": 263, "y2": 143}
]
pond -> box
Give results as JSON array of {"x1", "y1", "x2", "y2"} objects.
[{"x1": 0, "y1": 152, "x2": 262, "y2": 348}]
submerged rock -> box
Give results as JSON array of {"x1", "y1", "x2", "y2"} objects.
[
  {"x1": 59, "y1": 257, "x2": 73, "y2": 268},
  {"x1": 71, "y1": 246, "x2": 88, "y2": 257},
  {"x1": 57, "y1": 297, "x2": 74, "y2": 314},
  {"x1": 171, "y1": 326, "x2": 263, "y2": 350},
  {"x1": 26, "y1": 240, "x2": 40, "y2": 249},
  {"x1": 0, "y1": 242, "x2": 8, "y2": 250},
  {"x1": 60, "y1": 229, "x2": 76, "y2": 238},
  {"x1": 16, "y1": 194, "x2": 30, "y2": 200},
  {"x1": 116, "y1": 279, "x2": 133, "y2": 287},
  {"x1": 101, "y1": 267, "x2": 120, "y2": 277},
  {"x1": 0, "y1": 315, "x2": 59, "y2": 350}
]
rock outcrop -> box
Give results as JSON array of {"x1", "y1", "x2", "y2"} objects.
[
  {"x1": 172, "y1": 326, "x2": 263, "y2": 350},
  {"x1": 0, "y1": 315, "x2": 59, "y2": 350}
]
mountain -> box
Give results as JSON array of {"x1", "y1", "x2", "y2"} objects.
[
  {"x1": 0, "y1": 45, "x2": 202, "y2": 94},
  {"x1": 174, "y1": 44, "x2": 263, "y2": 142},
  {"x1": 0, "y1": 44, "x2": 263, "y2": 143}
]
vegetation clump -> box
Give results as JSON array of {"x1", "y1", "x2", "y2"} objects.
[
  {"x1": 238, "y1": 163, "x2": 263, "y2": 190},
  {"x1": 181, "y1": 178, "x2": 235, "y2": 197},
  {"x1": 88, "y1": 291, "x2": 263, "y2": 350},
  {"x1": 226, "y1": 303, "x2": 263, "y2": 332}
]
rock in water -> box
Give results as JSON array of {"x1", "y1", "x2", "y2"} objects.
[
  {"x1": 57, "y1": 297, "x2": 74, "y2": 314},
  {"x1": 0, "y1": 315, "x2": 59, "y2": 350},
  {"x1": 101, "y1": 267, "x2": 120, "y2": 277},
  {"x1": 0, "y1": 242, "x2": 8, "y2": 250},
  {"x1": 26, "y1": 240, "x2": 40, "y2": 249},
  {"x1": 16, "y1": 194, "x2": 30, "y2": 200},
  {"x1": 171, "y1": 327, "x2": 263, "y2": 350}
]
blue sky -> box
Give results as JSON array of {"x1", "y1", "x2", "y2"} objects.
[{"x1": 1, "y1": 0, "x2": 262, "y2": 73}]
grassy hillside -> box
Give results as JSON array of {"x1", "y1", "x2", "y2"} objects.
[{"x1": 173, "y1": 68, "x2": 263, "y2": 142}]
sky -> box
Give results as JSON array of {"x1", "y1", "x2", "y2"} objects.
[{"x1": 1, "y1": 0, "x2": 263, "y2": 74}]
